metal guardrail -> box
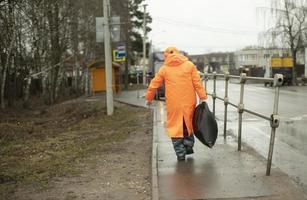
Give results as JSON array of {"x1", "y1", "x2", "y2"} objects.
[{"x1": 202, "y1": 72, "x2": 283, "y2": 176}]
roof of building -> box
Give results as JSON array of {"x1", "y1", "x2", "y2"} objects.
[{"x1": 87, "y1": 60, "x2": 121, "y2": 69}]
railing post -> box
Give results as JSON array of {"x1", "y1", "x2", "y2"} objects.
[
  {"x1": 237, "y1": 73, "x2": 246, "y2": 151},
  {"x1": 204, "y1": 74, "x2": 209, "y2": 94},
  {"x1": 202, "y1": 75, "x2": 206, "y2": 91},
  {"x1": 266, "y1": 74, "x2": 283, "y2": 176},
  {"x1": 224, "y1": 72, "x2": 230, "y2": 139},
  {"x1": 212, "y1": 72, "x2": 217, "y2": 117}
]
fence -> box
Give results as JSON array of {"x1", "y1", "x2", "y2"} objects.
[{"x1": 202, "y1": 72, "x2": 283, "y2": 176}]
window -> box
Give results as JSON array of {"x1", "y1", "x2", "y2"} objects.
[
  {"x1": 241, "y1": 55, "x2": 246, "y2": 61},
  {"x1": 244, "y1": 55, "x2": 248, "y2": 61},
  {"x1": 248, "y1": 54, "x2": 256, "y2": 61},
  {"x1": 273, "y1": 54, "x2": 279, "y2": 57},
  {"x1": 283, "y1": 53, "x2": 289, "y2": 57}
]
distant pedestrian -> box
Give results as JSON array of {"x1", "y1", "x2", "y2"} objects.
[{"x1": 145, "y1": 47, "x2": 208, "y2": 161}]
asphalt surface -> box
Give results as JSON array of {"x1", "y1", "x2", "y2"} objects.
[{"x1": 206, "y1": 80, "x2": 307, "y2": 193}]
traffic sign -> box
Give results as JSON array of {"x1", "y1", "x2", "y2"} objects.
[
  {"x1": 113, "y1": 49, "x2": 126, "y2": 62},
  {"x1": 95, "y1": 16, "x2": 121, "y2": 43}
]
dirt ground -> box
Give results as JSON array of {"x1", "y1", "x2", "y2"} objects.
[{"x1": 0, "y1": 95, "x2": 152, "y2": 200}]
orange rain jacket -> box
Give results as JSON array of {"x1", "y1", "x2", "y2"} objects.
[{"x1": 146, "y1": 47, "x2": 208, "y2": 138}]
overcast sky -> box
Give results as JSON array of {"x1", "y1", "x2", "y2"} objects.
[{"x1": 145, "y1": 0, "x2": 272, "y2": 55}]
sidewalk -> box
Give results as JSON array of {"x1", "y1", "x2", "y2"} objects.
[
  {"x1": 115, "y1": 90, "x2": 306, "y2": 200},
  {"x1": 115, "y1": 90, "x2": 147, "y2": 107}
]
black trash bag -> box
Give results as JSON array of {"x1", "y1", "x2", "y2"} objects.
[{"x1": 192, "y1": 102, "x2": 218, "y2": 148}]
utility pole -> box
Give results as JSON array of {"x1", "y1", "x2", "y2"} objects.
[
  {"x1": 142, "y1": 4, "x2": 147, "y2": 85},
  {"x1": 124, "y1": 0, "x2": 130, "y2": 90},
  {"x1": 103, "y1": 0, "x2": 114, "y2": 115}
]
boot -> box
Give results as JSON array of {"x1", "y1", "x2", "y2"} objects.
[
  {"x1": 186, "y1": 147, "x2": 194, "y2": 155},
  {"x1": 177, "y1": 155, "x2": 185, "y2": 161}
]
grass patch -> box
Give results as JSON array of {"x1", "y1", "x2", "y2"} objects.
[{"x1": 0, "y1": 100, "x2": 151, "y2": 199}]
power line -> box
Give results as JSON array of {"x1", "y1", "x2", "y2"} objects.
[{"x1": 154, "y1": 17, "x2": 260, "y2": 35}]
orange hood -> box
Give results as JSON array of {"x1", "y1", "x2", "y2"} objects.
[{"x1": 164, "y1": 47, "x2": 188, "y2": 66}]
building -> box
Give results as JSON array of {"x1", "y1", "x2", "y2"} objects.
[
  {"x1": 189, "y1": 47, "x2": 306, "y2": 77},
  {"x1": 189, "y1": 52, "x2": 235, "y2": 73},
  {"x1": 234, "y1": 47, "x2": 291, "y2": 69},
  {"x1": 87, "y1": 60, "x2": 121, "y2": 94}
]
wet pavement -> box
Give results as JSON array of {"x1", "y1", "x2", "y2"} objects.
[
  {"x1": 115, "y1": 89, "x2": 307, "y2": 200},
  {"x1": 206, "y1": 80, "x2": 307, "y2": 194}
]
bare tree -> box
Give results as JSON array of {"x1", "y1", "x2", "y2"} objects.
[
  {"x1": 269, "y1": 0, "x2": 307, "y2": 84},
  {"x1": 0, "y1": 0, "x2": 145, "y2": 109},
  {"x1": 0, "y1": 0, "x2": 16, "y2": 109}
]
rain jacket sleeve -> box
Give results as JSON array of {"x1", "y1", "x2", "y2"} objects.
[
  {"x1": 191, "y1": 64, "x2": 208, "y2": 100},
  {"x1": 146, "y1": 67, "x2": 165, "y2": 102}
]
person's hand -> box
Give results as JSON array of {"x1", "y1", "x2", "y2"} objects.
[
  {"x1": 200, "y1": 99, "x2": 206, "y2": 103},
  {"x1": 145, "y1": 100, "x2": 152, "y2": 108}
]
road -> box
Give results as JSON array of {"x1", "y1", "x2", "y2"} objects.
[{"x1": 205, "y1": 80, "x2": 307, "y2": 191}]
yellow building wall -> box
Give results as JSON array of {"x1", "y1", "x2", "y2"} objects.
[
  {"x1": 271, "y1": 57, "x2": 294, "y2": 68},
  {"x1": 282, "y1": 58, "x2": 294, "y2": 67},
  {"x1": 271, "y1": 58, "x2": 282, "y2": 67},
  {"x1": 91, "y1": 67, "x2": 117, "y2": 93}
]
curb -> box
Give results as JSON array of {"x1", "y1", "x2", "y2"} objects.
[{"x1": 151, "y1": 107, "x2": 159, "y2": 200}]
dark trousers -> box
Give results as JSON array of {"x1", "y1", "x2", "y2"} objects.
[{"x1": 171, "y1": 120, "x2": 195, "y2": 157}]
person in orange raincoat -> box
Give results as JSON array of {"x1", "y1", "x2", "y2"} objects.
[{"x1": 145, "y1": 47, "x2": 208, "y2": 161}]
